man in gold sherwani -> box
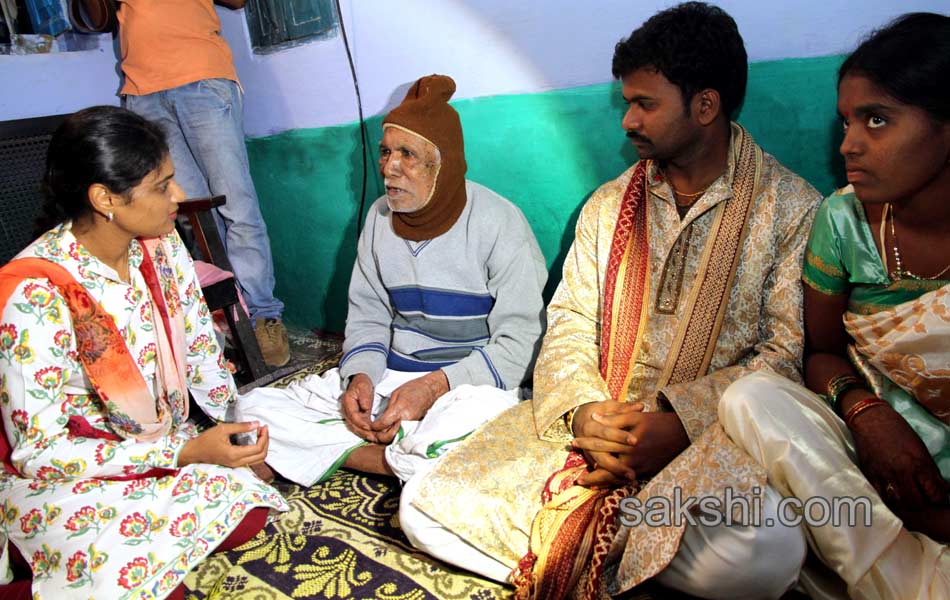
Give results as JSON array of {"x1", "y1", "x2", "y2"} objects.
[{"x1": 400, "y1": 3, "x2": 822, "y2": 598}]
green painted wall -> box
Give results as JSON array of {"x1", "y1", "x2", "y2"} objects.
[{"x1": 248, "y1": 54, "x2": 846, "y2": 331}]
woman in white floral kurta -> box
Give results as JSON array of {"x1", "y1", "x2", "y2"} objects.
[{"x1": 0, "y1": 107, "x2": 287, "y2": 600}]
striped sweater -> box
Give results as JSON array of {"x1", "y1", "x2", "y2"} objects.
[{"x1": 339, "y1": 180, "x2": 547, "y2": 390}]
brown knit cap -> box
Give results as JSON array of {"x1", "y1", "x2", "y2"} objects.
[{"x1": 383, "y1": 74, "x2": 467, "y2": 241}]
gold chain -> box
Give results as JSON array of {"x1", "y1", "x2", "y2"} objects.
[
  {"x1": 882, "y1": 203, "x2": 950, "y2": 281},
  {"x1": 670, "y1": 185, "x2": 709, "y2": 198},
  {"x1": 668, "y1": 179, "x2": 712, "y2": 207}
]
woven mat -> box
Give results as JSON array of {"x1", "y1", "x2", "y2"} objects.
[{"x1": 183, "y1": 357, "x2": 512, "y2": 600}]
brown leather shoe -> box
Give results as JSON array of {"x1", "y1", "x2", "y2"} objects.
[{"x1": 255, "y1": 318, "x2": 290, "y2": 367}]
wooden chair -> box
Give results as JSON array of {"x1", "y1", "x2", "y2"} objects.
[{"x1": 177, "y1": 195, "x2": 271, "y2": 384}]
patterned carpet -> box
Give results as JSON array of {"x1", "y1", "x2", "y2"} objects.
[{"x1": 184, "y1": 340, "x2": 512, "y2": 600}]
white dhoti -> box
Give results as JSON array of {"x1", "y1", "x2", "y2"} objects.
[
  {"x1": 400, "y1": 471, "x2": 516, "y2": 583},
  {"x1": 719, "y1": 371, "x2": 950, "y2": 600},
  {"x1": 235, "y1": 368, "x2": 519, "y2": 486}
]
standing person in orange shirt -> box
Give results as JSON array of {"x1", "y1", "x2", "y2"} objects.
[{"x1": 117, "y1": 0, "x2": 290, "y2": 367}]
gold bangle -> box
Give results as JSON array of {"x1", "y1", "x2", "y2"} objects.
[
  {"x1": 565, "y1": 407, "x2": 578, "y2": 435},
  {"x1": 826, "y1": 374, "x2": 862, "y2": 414}
]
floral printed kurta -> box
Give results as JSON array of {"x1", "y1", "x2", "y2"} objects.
[
  {"x1": 414, "y1": 127, "x2": 823, "y2": 592},
  {"x1": 0, "y1": 224, "x2": 286, "y2": 599}
]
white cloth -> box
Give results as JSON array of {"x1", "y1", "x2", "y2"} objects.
[
  {"x1": 235, "y1": 368, "x2": 519, "y2": 486},
  {"x1": 384, "y1": 382, "x2": 520, "y2": 482},
  {"x1": 719, "y1": 371, "x2": 950, "y2": 600}
]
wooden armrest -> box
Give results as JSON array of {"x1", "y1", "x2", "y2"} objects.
[{"x1": 177, "y1": 195, "x2": 229, "y2": 269}]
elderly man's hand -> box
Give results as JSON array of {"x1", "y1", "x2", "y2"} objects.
[
  {"x1": 371, "y1": 370, "x2": 449, "y2": 444},
  {"x1": 341, "y1": 373, "x2": 377, "y2": 441}
]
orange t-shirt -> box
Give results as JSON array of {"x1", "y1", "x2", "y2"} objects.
[{"x1": 118, "y1": 0, "x2": 239, "y2": 96}]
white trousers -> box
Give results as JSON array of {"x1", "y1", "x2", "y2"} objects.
[
  {"x1": 236, "y1": 368, "x2": 518, "y2": 486},
  {"x1": 654, "y1": 485, "x2": 806, "y2": 599},
  {"x1": 719, "y1": 371, "x2": 950, "y2": 600}
]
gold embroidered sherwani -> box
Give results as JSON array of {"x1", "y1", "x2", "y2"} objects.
[{"x1": 413, "y1": 126, "x2": 822, "y2": 593}]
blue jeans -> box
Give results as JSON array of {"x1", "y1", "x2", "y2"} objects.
[{"x1": 126, "y1": 78, "x2": 284, "y2": 321}]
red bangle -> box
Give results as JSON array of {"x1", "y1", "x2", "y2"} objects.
[{"x1": 844, "y1": 397, "x2": 886, "y2": 427}]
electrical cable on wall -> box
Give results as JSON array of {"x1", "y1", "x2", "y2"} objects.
[{"x1": 334, "y1": 0, "x2": 369, "y2": 240}]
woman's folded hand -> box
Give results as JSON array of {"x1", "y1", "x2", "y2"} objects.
[{"x1": 178, "y1": 422, "x2": 269, "y2": 468}]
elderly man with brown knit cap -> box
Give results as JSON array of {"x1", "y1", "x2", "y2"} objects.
[{"x1": 234, "y1": 75, "x2": 547, "y2": 493}]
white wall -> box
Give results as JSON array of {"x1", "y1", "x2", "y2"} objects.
[
  {"x1": 0, "y1": 33, "x2": 119, "y2": 121},
  {"x1": 2, "y1": 0, "x2": 947, "y2": 134},
  {"x1": 224, "y1": 0, "x2": 950, "y2": 136}
]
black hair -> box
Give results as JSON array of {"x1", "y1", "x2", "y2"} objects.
[
  {"x1": 611, "y1": 1, "x2": 748, "y2": 119},
  {"x1": 839, "y1": 12, "x2": 950, "y2": 122},
  {"x1": 35, "y1": 105, "x2": 169, "y2": 235}
]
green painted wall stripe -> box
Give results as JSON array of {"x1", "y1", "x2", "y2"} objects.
[{"x1": 248, "y1": 54, "x2": 846, "y2": 331}]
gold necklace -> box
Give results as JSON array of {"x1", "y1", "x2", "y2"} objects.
[
  {"x1": 880, "y1": 203, "x2": 950, "y2": 281},
  {"x1": 670, "y1": 185, "x2": 709, "y2": 198},
  {"x1": 669, "y1": 182, "x2": 712, "y2": 208},
  {"x1": 662, "y1": 169, "x2": 715, "y2": 206}
]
